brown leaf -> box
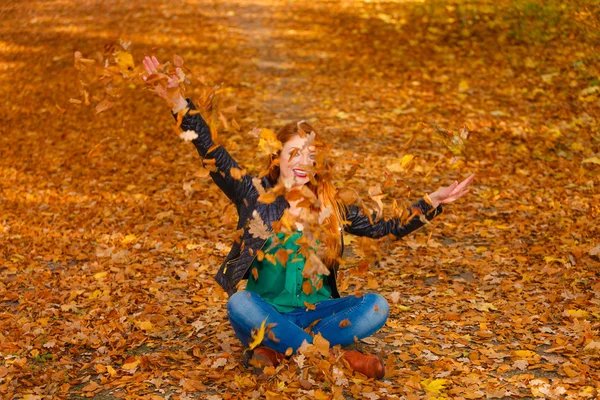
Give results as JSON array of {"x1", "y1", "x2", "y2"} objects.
[
  {"x1": 248, "y1": 211, "x2": 270, "y2": 239},
  {"x1": 339, "y1": 318, "x2": 352, "y2": 328},
  {"x1": 257, "y1": 192, "x2": 277, "y2": 204},
  {"x1": 302, "y1": 280, "x2": 313, "y2": 295}
]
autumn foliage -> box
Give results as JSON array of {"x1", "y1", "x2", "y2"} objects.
[{"x1": 1, "y1": 0, "x2": 599, "y2": 399}]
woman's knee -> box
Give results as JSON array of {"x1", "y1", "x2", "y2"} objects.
[
  {"x1": 365, "y1": 293, "x2": 389, "y2": 319},
  {"x1": 226, "y1": 290, "x2": 251, "y2": 316}
]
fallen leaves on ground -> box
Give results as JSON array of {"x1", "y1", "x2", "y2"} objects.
[{"x1": 1, "y1": 0, "x2": 599, "y2": 399}]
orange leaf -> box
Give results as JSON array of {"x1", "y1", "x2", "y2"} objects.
[
  {"x1": 339, "y1": 318, "x2": 352, "y2": 328},
  {"x1": 258, "y1": 192, "x2": 277, "y2": 204},
  {"x1": 302, "y1": 280, "x2": 313, "y2": 295}
]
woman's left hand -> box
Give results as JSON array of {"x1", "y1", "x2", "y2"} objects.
[{"x1": 428, "y1": 174, "x2": 475, "y2": 208}]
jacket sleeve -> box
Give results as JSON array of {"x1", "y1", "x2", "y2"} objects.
[
  {"x1": 175, "y1": 99, "x2": 252, "y2": 204},
  {"x1": 344, "y1": 198, "x2": 443, "y2": 239}
]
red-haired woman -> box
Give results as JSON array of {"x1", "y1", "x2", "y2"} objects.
[{"x1": 143, "y1": 56, "x2": 473, "y2": 379}]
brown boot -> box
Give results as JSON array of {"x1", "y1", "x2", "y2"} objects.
[
  {"x1": 243, "y1": 346, "x2": 285, "y2": 375},
  {"x1": 342, "y1": 350, "x2": 385, "y2": 380}
]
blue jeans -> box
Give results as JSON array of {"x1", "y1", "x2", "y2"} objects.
[{"x1": 227, "y1": 290, "x2": 389, "y2": 354}]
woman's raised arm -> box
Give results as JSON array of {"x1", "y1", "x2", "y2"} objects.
[
  {"x1": 143, "y1": 56, "x2": 252, "y2": 204},
  {"x1": 344, "y1": 174, "x2": 474, "y2": 239}
]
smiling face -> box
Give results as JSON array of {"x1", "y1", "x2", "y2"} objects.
[{"x1": 278, "y1": 134, "x2": 316, "y2": 188}]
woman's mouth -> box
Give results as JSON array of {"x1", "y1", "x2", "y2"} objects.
[{"x1": 293, "y1": 169, "x2": 307, "y2": 178}]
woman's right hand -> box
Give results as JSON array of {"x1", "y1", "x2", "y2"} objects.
[{"x1": 142, "y1": 55, "x2": 188, "y2": 113}]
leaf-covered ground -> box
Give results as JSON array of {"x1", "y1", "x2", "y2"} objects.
[{"x1": 1, "y1": 0, "x2": 599, "y2": 399}]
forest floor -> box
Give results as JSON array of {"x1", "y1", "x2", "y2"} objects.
[{"x1": 1, "y1": 0, "x2": 599, "y2": 399}]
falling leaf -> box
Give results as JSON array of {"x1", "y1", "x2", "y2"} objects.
[
  {"x1": 173, "y1": 54, "x2": 184, "y2": 67},
  {"x1": 247, "y1": 127, "x2": 262, "y2": 138},
  {"x1": 230, "y1": 167, "x2": 245, "y2": 181},
  {"x1": 180, "y1": 130, "x2": 198, "y2": 141},
  {"x1": 387, "y1": 154, "x2": 415, "y2": 173},
  {"x1": 248, "y1": 318, "x2": 267, "y2": 350},
  {"x1": 258, "y1": 128, "x2": 282, "y2": 155},
  {"x1": 302, "y1": 280, "x2": 313, "y2": 295},
  {"x1": 95, "y1": 98, "x2": 114, "y2": 114},
  {"x1": 248, "y1": 211, "x2": 270, "y2": 239},
  {"x1": 114, "y1": 51, "x2": 134, "y2": 73},
  {"x1": 257, "y1": 192, "x2": 277, "y2": 204},
  {"x1": 339, "y1": 318, "x2": 351, "y2": 328}
]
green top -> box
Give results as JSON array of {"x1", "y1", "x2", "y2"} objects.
[{"x1": 246, "y1": 231, "x2": 332, "y2": 313}]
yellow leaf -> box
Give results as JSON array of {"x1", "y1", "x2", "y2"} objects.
[
  {"x1": 387, "y1": 154, "x2": 414, "y2": 172},
  {"x1": 122, "y1": 359, "x2": 140, "y2": 373},
  {"x1": 582, "y1": 156, "x2": 600, "y2": 165},
  {"x1": 138, "y1": 321, "x2": 154, "y2": 331},
  {"x1": 258, "y1": 128, "x2": 282, "y2": 155},
  {"x1": 106, "y1": 365, "x2": 117, "y2": 377},
  {"x1": 93, "y1": 271, "x2": 107, "y2": 280},
  {"x1": 115, "y1": 51, "x2": 134, "y2": 73},
  {"x1": 234, "y1": 374, "x2": 256, "y2": 388},
  {"x1": 248, "y1": 318, "x2": 267, "y2": 350},
  {"x1": 421, "y1": 378, "x2": 447, "y2": 394},
  {"x1": 343, "y1": 235, "x2": 356, "y2": 245},
  {"x1": 570, "y1": 142, "x2": 584, "y2": 152},
  {"x1": 544, "y1": 256, "x2": 567, "y2": 265},
  {"x1": 565, "y1": 309, "x2": 589, "y2": 319},
  {"x1": 513, "y1": 350, "x2": 536, "y2": 358},
  {"x1": 335, "y1": 111, "x2": 350, "y2": 120},
  {"x1": 121, "y1": 234, "x2": 137, "y2": 245}
]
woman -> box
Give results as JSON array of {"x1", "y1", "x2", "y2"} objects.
[{"x1": 143, "y1": 56, "x2": 473, "y2": 380}]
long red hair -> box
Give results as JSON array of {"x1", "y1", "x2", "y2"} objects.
[{"x1": 266, "y1": 121, "x2": 345, "y2": 268}]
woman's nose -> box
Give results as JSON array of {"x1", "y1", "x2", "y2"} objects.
[{"x1": 300, "y1": 152, "x2": 311, "y2": 165}]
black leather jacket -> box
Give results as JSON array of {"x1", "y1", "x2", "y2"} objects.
[{"x1": 178, "y1": 100, "x2": 443, "y2": 298}]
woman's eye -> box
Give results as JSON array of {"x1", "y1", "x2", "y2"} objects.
[{"x1": 309, "y1": 153, "x2": 316, "y2": 160}]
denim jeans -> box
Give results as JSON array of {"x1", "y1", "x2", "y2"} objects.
[{"x1": 227, "y1": 290, "x2": 389, "y2": 354}]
